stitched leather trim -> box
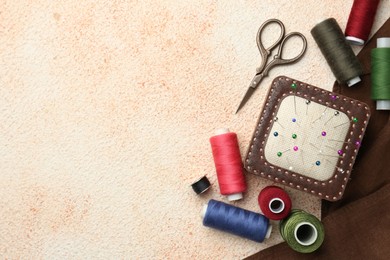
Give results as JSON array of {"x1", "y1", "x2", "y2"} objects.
[{"x1": 244, "y1": 76, "x2": 370, "y2": 201}]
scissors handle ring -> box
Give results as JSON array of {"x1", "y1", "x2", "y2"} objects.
[
  {"x1": 256, "y1": 19, "x2": 285, "y2": 73},
  {"x1": 260, "y1": 32, "x2": 307, "y2": 78},
  {"x1": 256, "y1": 19, "x2": 285, "y2": 53},
  {"x1": 276, "y1": 32, "x2": 308, "y2": 64}
]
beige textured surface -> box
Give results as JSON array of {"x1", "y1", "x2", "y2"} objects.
[{"x1": 0, "y1": 0, "x2": 389, "y2": 259}]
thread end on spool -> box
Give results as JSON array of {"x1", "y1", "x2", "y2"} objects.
[
  {"x1": 265, "y1": 224, "x2": 272, "y2": 239},
  {"x1": 345, "y1": 36, "x2": 364, "y2": 46},
  {"x1": 347, "y1": 76, "x2": 361, "y2": 87},
  {"x1": 201, "y1": 204, "x2": 208, "y2": 219},
  {"x1": 377, "y1": 37, "x2": 390, "y2": 48},
  {"x1": 376, "y1": 101, "x2": 390, "y2": 110},
  {"x1": 294, "y1": 222, "x2": 318, "y2": 246},
  {"x1": 314, "y1": 18, "x2": 332, "y2": 26},
  {"x1": 227, "y1": 193, "x2": 243, "y2": 201},
  {"x1": 215, "y1": 128, "x2": 230, "y2": 135}
]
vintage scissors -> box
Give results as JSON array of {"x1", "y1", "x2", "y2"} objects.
[{"x1": 236, "y1": 19, "x2": 307, "y2": 113}]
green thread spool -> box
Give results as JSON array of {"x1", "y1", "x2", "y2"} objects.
[
  {"x1": 280, "y1": 209, "x2": 325, "y2": 253},
  {"x1": 311, "y1": 18, "x2": 363, "y2": 87},
  {"x1": 371, "y1": 37, "x2": 390, "y2": 110}
]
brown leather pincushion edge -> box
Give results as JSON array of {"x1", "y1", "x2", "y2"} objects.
[{"x1": 244, "y1": 76, "x2": 370, "y2": 201}]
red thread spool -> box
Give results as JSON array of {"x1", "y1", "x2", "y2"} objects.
[
  {"x1": 345, "y1": 0, "x2": 380, "y2": 45},
  {"x1": 258, "y1": 186, "x2": 292, "y2": 220},
  {"x1": 209, "y1": 128, "x2": 246, "y2": 201}
]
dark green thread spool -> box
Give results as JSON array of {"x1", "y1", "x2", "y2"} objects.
[
  {"x1": 280, "y1": 209, "x2": 325, "y2": 253},
  {"x1": 311, "y1": 18, "x2": 363, "y2": 87},
  {"x1": 371, "y1": 38, "x2": 390, "y2": 110}
]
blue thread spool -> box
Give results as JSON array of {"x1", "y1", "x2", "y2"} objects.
[{"x1": 202, "y1": 199, "x2": 272, "y2": 242}]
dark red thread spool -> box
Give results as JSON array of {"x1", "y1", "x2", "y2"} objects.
[
  {"x1": 209, "y1": 128, "x2": 246, "y2": 201},
  {"x1": 258, "y1": 186, "x2": 292, "y2": 220},
  {"x1": 345, "y1": 0, "x2": 380, "y2": 45}
]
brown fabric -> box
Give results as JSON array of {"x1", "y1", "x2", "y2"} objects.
[{"x1": 247, "y1": 18, "x2": 390, "y2": 260}]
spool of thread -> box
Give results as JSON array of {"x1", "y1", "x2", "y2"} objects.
[
  {"x1": 258, "y1": 186, "x2": 292, "y2": 220},
  {"x1": 311, "y1": 18, "x2": 363, "y2": 87},
  {"x1": 202, "y1": 199, "x2": 272, "y2": 242},
  {"x1": 371, "y1": 37, "x2": 390, "y2": 110},
  {"x1": 191, "y1": 175, "x2": 211, "y2": 195},
  {"x1": 280, "y1": 210, "x2": 325, "y2": 253},
  {"x1": 209, "y1": 128, "x2": 246, "y2": 201},
  {"x1": 345, "y1": 0, "x2": 380, "y2": 45}
]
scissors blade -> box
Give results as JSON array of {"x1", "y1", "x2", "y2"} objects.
[
  {"x1": 235, "y1": 87, "x2": 256, "y2": 114},
  {"x1": 235, "y1": 74, "x2": 263, "y2": 113}
]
